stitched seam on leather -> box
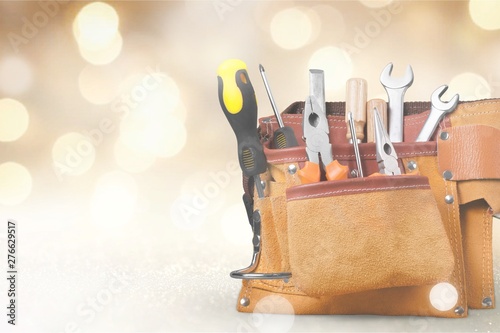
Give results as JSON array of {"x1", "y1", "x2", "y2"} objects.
[
  {"x1": 333, "y1": 153, "x2": 376, "y2": 158},
  {"x1": 268, "y1": 156, "x2": 307, "y2": 163},
  {"x1": 289, "y1": 184, "x2": 429, "y2": 201},
  {"x1": 453, "y1": 109, "x2": 500, "y2": 118},
  {"x1": 485, "y1": 208, "x2": 493, "y2": 299},
  {"x1": 397, "y1": 150, "x2": 437, "y2": 156},
  {"x1": 458, "y1": 100, "x2": 500, "y2": 109},
  {"x1": 253, "y1": 280, "x2": 303, "y2": 293},
  {"x1": 445, "y1": 181, "x2": 459, "y2": 304},
  {"x1": 447, "y1": 181, "x2": 464, "y2": 308},
  {"x1": 482, "y1": 207, "x2": 486, "y2": 300}
]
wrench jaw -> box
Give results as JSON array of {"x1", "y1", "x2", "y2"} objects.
[
  {"x1": 431, "y1": 85, "x2": 460, "y2": 111},
  {"x1": 379, "y1": 63, "x2": 414, "y2": 89},
  {"x1": 379, "y1": 63, "x2": 415, "y2": 143},
  {"x1": 415, "y1": 85, "x2": 460, "y2": 142}
]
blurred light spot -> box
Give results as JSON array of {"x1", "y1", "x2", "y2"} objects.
[
  {"x1": 78, "y1": 65, "x2": 121, "y2": 105},
  {"x1": 252, "y1": 295, "x2": 295, "y2": 331},
  {"x1": 469, "y1": 0, "x2": 500, "y2": 30},
  {"x1": 78, "y1": 32, "x2": 123, "y2": 65},
  {"x1": 143, "y1": 74, "x2": 181, "y2": 114},
  {"x1": 429, "y1": 282, "x2": 458, "y2": 311},
  {"x1": 0, "y1": 98, "x2": 29, "y2": 142},
  {"x1": 52, "y1": 132, "x2": 96, "y2": 176},
  {"x1": 311, "y1": 5, "x2": 346, "y2": 42},
  {"x1": 270, "y1": 7, "x2": 314, "y2": 50},
  {"x1": 0, "y1": 56, "x2": 33, "y2": 95},
  {"x1": 114, "y1": 139, "x2": 156, "y2": 173},
  {"x1": 90, "y1": 171, "x2": 138, "y2": 229},
  {"x1": 220, "y1": 204, "x2": 251, "y2": 246},
  {"x1": 74, "y1": 2, "x2": 119, "y2": 49},
  {"x1": 308, "y1": 46, "x2": 353, "y2": 92},
  {"x1": 119, "y1": 71, "x2": 181, "y2": 114},
  {"x1": 448, "y1": 72, "x2": 491, "y2": 101},
  {"x1": 0, "y1": 162, "x2": 32, "y2": 206},
  {"x1": 73, "y1": 2, "x2": 121, "y2": 64},
  {"x1": 119, "y1": 112, "x2": 186, "y2": 158},
  {"x1": 359, "y1": 0, "x2": 394, "y2": 8}
]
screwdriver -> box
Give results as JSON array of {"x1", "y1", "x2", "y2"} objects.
[
  {"x1": 345, "y1": 78, "x2": 367, "y2": 143},
  {"x1": 217, "y1": 59, "x2": 266, "y2": 198},
  {"x1": 259, "y1": 64, "x2": 298, "y2": 149}
]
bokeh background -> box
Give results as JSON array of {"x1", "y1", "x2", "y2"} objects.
[{"x1": 0, "y1": 0, "x2": 499, "y2": 332}]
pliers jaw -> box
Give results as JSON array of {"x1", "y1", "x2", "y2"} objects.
[
  {"x1": 302, "y1": 95, "x2": 333, "y2": 168},
  {"x1": 374, "y1": 107, "x2": 402, "y2": 175}
]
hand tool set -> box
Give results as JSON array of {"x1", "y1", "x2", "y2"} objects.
[{"x1": 217, "y1": 59, "x2": 499, "y2": 317}]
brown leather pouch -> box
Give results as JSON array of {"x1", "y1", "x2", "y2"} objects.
[
  {"x1": 232, "y1": 99, "x2": 499, "y2": 318},
  {"x1": 286, "y1": 175, "x2": 454, "y2": 296}
]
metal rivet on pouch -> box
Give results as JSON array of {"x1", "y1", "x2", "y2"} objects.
[
  {"x1": 482, "y1": 297, "x2": 493, "y2": 307},
  {"x1": 443, "y1": 170, "x2": 453, "y2": 180},
  {"x1": 350, "y1": 169, "x2": 359, "y2": 178},
  {"x1": 454, "y1": 306, "x2": 465, "y2": 315},
  {"x1": 445, "y1": 195, "x2": 454, "y2": 204},
  {"x1": 407, "y1": 161, "x2": 417, "y2": 171},
  {"x1": 288, "y1": 164, "x2": 297, "y2": 175},
  {"x1": 240, "y1": 297, "x2": 250, "y2": 307},
  {"x1": 440, "y1": 131, "x2": 449, "y2": 140}
]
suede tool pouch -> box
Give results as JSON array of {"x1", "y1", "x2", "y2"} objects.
[{"x1": 286, "y1": 175, "x2": 455, "y2": 296}]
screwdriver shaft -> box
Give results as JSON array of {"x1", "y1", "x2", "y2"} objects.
[
  {"x1": 348, "y1": 112, "x2": 364, "y2": 178},
  {"x1": 259, "y1": 64, "x2": 284, "y2": 128}
]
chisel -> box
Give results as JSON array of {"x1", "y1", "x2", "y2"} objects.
[
  {"x1": 259, "y1": 64, "x2": 298, "y2": 149},
  {"x1": 217, "y1": 59, "x2": 266, "y2": 198}
]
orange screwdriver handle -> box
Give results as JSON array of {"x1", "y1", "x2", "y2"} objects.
[
  {"x1": 298, "y1": 161, "x2": 321, "y2": 184},
  {"x1": 325, "y1": 160, "x2": 349, "y2": 181}
]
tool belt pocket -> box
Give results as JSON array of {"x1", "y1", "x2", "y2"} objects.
[{"x1": 285, "y1": 174, "x2": 455, "y2": 296}]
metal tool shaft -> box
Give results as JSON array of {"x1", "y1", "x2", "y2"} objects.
[
  {"x1": 259, "y1": 64, "x2": 284, "y2": 128},
  {"x1": 348, "y1": 112, "x2": 363, "y2": 178}
]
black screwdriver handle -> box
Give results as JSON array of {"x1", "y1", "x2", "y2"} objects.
[{"x1": 217, "y1": 59, "x2": 267, "y2": 177}]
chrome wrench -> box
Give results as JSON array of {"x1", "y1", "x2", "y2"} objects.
[
  {"x1": 416, "y1": 85, "x2": 459, "y2": 142},
  {"x1": 380, "y1": 63, "x2": 414, "y2": 143}
]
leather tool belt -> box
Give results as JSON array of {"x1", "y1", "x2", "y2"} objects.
[{"x1": 233, "y1": 99, "x2": 499, "y2": 318}]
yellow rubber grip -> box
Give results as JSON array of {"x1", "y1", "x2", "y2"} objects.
[{"x1": 217, "y1": 59, "x2": 247, "y2": 115}]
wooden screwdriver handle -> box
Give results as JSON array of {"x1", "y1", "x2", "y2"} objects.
[
  {"x1": 345, "y1": 78, "x2": 367, "y2": 142},
  {"x1": 367, "y1": 99, "x2": 388, "y2": 143}
]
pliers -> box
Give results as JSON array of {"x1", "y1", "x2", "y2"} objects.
[
  {"x1": 373, "y1": 107, "x2": 402, "y2": 175},
  {"x1": 298, "y1": 95, "x2": 348, "y2": 183}
]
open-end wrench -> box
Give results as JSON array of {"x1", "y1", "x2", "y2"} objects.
[
  {"x1": 380, "y1": 63, "x2": 414, "y2": 143},
  {"x1": 416, "y1": 85, "x2": 459, "y2": 142}
]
